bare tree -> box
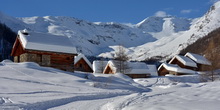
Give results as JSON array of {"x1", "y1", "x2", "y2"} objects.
[
  {"x1": 99, "y1": 57, "x2": 105, "y2": 73},
  {"x1": 114, "y1": 45, "x2": 130, "y2": 74},
  {"x1": 207, "y1": 38, "x2": 216, "y2": 81}
]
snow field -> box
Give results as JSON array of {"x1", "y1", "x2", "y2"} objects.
[
  {"x1": 0, "y1": 60, "x2": 146, "y2": 109},
  {"x1": 1, "y1": 60, "x2": 220, "y2": 110}
]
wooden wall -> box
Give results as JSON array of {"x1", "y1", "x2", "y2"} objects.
[
  {"x1": 103, "y1": 64, "x2": 114, "y2": 74},
  {"x1": 126, "y1": 74, "x2": 150, "y2": 79},
  {"x1": 158, "y1": 66, "x2": 169, "y2": 76},
  {"x1": 74, "y1": 58, "x2": 93, "y2": 72},
  {"x1": 50, "y1": 54, "x2": 75, "y2": 72},
  {"x1": 170, "y1": 58, "x2": 197, "y2": 70},
  {"x1": 15, "y1": 50, "x2": 76, "y2": 72}
]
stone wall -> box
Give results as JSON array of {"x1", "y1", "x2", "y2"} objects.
[
  {"x1": 14, "y1": 56, "x2": 19, "y2": 63},
  {"x1": 20, "y1": 53, "x2": 38, "y2": 62},
  {"x1": 17, "y1": 53, "x2": 51, "y2": 66},
  {"x1": 42, "y1": 55, "x2": 51, "y2": 66},
  {"x1": 20, "y1": 53, "x2": 29, "y2": 62},
  {"x1": 74, "y1": 58, "x2": 93, "y2": 72},
  {"x1": 14, "y1": 51, "x2": 75, "y2": 72}
]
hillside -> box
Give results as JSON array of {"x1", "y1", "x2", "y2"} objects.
[
  {"x1": 101, "y1": 1, "x2": 220, "y2": 61},
  {"x1": 0, "y1": 23, "x2": 16, "y2": 61},
  {"x1": 180, "y1": 27, "x2": 220, "y2": 70}
]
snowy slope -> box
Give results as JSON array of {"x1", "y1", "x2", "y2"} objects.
[
  {"x1": 18, "y1": 16, "x2": 156, "y2": 56},
  {"x1": 0, "y1": 60, "x2": 146, "y2": 109},
  {"x1": 1, "y1": 60, "x2": 220, "y2": 109},
  {"x1": 17, "y1": 15, "x2": 192, "y2": 59},
  {"x1": 0, "y1": 11, "x2": 192, "y2": 60},
  {"x1": 100, "y1": 1, "x2": 220, "y2": 61},
  {"x1": 103, "y1": 77, "x2": 220, "y2": 110},
  {"x1": 0, "y1": 12, "x2": 26, "y2": 31},
  {"x1": 137, "y1": 16, "x2": 191, "y2": 39}
]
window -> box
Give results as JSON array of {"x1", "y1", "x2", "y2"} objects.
[
  {"x1": 66, "y1": 57, "x2": 70, "y2": 60},
  {"x1": 79, "y1": 63, "x2": 83, "y2": 71},
  {"x1": 36, "y1": 54, "x2": 50, "y2": 66},
  {"x1": 79, "y1": 64, "x2": 83, "y2": 68},
  {"x1": 17, "y1": 56, "x2": 20, "y2": 63}
]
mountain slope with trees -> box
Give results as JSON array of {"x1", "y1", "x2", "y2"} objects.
[
  {"x1": 180, "y1": 27, "x2": 220, "y2": 70},
  {"x1": 0, "y1": 23, "x2": 17, "y2": 61}
]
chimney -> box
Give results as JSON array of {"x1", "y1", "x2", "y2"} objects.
[{"x1": 22, "y1": 29, "x2": 29, "y2": 35}]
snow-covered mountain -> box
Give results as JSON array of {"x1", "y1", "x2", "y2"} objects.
[
  {"x1": 0, "y1": 12, "x2": 26, "y2": 31},
  {"x1": 0, "y1": 13, "x2": 191, "y2": 59},
  {"x1": 100, "y1": 1, "x2": 220, "y2": 61},
  {"x1": 0, "y1": 1, "x2": 220, "y2": 61},
  {"x1": 137, "y1": 16, "x2": 192, "y2": 38},
  {"x1": 18, "y1": 16, "x2": 159, "y2": 56}
]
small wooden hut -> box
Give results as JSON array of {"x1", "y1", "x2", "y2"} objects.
[{"x1": 74, "y1": 54, "x2": 93, "y2": 72}]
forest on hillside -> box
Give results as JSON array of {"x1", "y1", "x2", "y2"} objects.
[
  {"x1": 180, "y1": 27, "x2": 220, "y2": 70},
  {"x1": 0, "y1": 23, "x2": 16, "y2": 61}
]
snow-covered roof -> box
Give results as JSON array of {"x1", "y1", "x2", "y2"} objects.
[
  {"x1": 18, "y1": 29, "x2": 77, "y2": 54},
  {"x1": 158, "y1": 63, "x2": 196, "y2": 74},
  {"x1": 184, "y1": 52, "x2": 211, "y2": 65},
  {"x1": 128, "y1": 63, "x2": 158, "y2": 76},
  {"x1": 169, "y1": 55, "x2": 197, "y2": 68},
  {"x1": 92, "y1": 60, "x2": 108, "y2": 73},
  {"x1": 107, "y1": 60, "x2": 158, "y2": 76},
  {"x1": 74, "y1": 54, "x2": 92, "y2": 70}
]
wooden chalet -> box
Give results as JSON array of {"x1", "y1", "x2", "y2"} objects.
[
  {"x1": 158, "y1": 53, "x2": 211, "y2": 76},
  {"x1": 103, "y1": 60, "x2": 158, "y2": 78},
  {"x1": 169, "y1": 55, "x2": 197, "y2": 70},
  {"x1": 74, "y1": 54, "x2": 93, "y2": 73},
  {"x1": 158, "y1": 63, "x2": 196, "y2": 76},
  {"x1": 11, "y1": 29, "x2": 77, "y2": 72},
  {"x1": 184, "y1": 52, "x2": 211, "y2": 71}
]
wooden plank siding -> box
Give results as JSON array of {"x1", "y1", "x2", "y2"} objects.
[
  {"x1": 103, "y1": 64, "x2": 114, "y2": 74},
  {"x1": 126, "y1": 74, "x2": 150, "y2": 79},
  {"x1": 196, "y1": 64, "x2": 211, "y2": 71},
  {"x1": 74, "y1": 58, "x2": 93, "y2": 73},
  {"x1": 169, "y1": 58, "x2": 197, "y2": 71},
  {"x1": 11, "y1": 37, "x2": 25, "y2": 57},
  {"x1": 158, "y1": 66, "x2": 169, "y2": 76}
]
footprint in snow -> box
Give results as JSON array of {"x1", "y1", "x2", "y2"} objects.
[{"x1": 0, "y1": 97, "x2": 13, "y2": 104}]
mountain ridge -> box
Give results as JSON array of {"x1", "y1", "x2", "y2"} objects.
[{"x1": 100, "y1": 1, "x2": 220, "y2": 61}]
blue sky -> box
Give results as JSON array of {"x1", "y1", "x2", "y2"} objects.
[{"x1": 0, "y1": 0, "x2": 219, "y2": 24}]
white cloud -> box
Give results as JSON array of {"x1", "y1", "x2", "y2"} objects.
[
  {"x1": 209, "y1": 0, "x2": 220, "y2": 4},
  {"x1": 181, "y1": 9, "x2": 192, "y2": 14},
  {"x1": 122, "y1": 23, "x2": 135, "y2": 28},
  {"x1": 154, "y1": 11, "x2": 168, "y2": 17}
]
